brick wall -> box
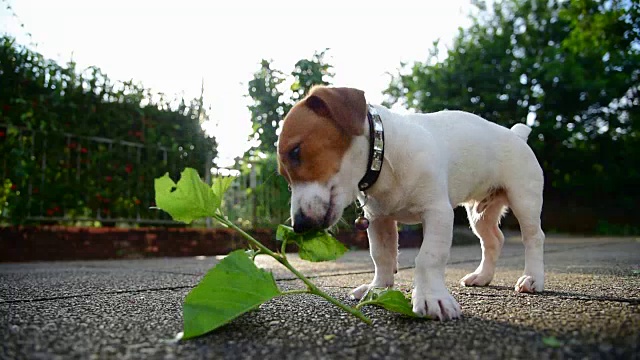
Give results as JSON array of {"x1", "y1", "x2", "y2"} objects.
[{"x1": 0, "y1": 226, "x2": 373, "y2": 262}]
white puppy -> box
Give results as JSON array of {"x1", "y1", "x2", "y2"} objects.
[{"x1": 277, "y1": 86, "x2": 544, "y2": 320}]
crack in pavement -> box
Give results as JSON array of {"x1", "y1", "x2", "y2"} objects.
[
  {"x1": 0, "y1": 285, "x2": 193, "y2": 304},
  {"x1": 455, "y1": 291, "x2": 640, "y2": 305}
]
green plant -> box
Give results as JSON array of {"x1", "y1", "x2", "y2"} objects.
[
  {"x1": 0, "y1": 179, "x2": 11, "y2": 215},
  {"x1": 0, "y1": 36, "x2": 217, "y2": 225},
  {"x1": 595, "y1": 220, "x2": 640, "y2": 236},
  {"x1": 154, "y1": 168, "x2": 421, "y2": 339}
]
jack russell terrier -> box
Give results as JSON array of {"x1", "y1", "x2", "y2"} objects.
[{"x1": 277, "y1": 86, "x2": 545, "y2": 320}]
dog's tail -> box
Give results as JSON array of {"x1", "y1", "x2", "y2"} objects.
[{"x1": 510, "y1": 123, "x2": 532, "y2": 141}]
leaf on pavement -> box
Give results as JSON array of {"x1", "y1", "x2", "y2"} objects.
[{"x1": 182, "y1": 250, "x2": 282, "y2": 339}]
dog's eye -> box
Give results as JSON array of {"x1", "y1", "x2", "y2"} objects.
[{"x1": 288, "y1": 145, "x2": 301, "y2": 165}]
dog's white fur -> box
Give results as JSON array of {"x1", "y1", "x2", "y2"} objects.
[{"x1": 290, "y1": 105, "x2": 544, "y2": 320}]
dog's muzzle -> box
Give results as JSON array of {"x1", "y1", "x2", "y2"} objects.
[{"x1": 293, "y1": 210, "x2": 324, "y2": 233}]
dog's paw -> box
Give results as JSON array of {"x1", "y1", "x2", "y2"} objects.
[
  {"x1": 514, "y1": 274, "x2": 544, "y2": 293},
  {"x1": 411, "y1": 289, "x2": 462, "y2": 320},
  {"x1": 460, "y1": 271, "x2": 493, "y2": 287},
  {"x1": 350, "y1": 284, "x2": 372, "y2": 300},
  {"x1": 350, "y1": 282, "x2": 393, "y2": 300}
]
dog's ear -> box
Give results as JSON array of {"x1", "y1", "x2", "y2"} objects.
[{"x1": 304, "y1": 86, "x2": 366, "y2": 136}]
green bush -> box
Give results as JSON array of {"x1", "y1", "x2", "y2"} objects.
[{"x1": 0, "y1": 36, "x2": 217, "y2": 225}]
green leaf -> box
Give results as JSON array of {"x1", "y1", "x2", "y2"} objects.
[
  {"x1": 154, "y1": 168, "x2": 218, "y2": 223},
  {"x1": 183, "y1": 250, "x2": 282, "y2": 339},
  {"x1": 542, "y1": 336, "x2": 563, "y2": 348},
  {"x1": 211, "y1": 176, "x2": 234, "y2": 213},
  {"x1": 7, "y1": 125, "x2": 19, "y2": 137},
  {"x1": 275, "y1": 224, "x2": 294, "y2": 242},
  {"x1": 298, "y1": 231, "x2": 348, "y2": 262},
  {"x1": 276, "y1": 225, "x2": 348, "y2": 262},
  {"x1": 359, "y1": 288, "x2": 420, "y2": 318}
]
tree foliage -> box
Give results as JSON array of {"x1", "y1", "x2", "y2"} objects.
[
  {"x1": 384, "y1": 0, "x2": 639, "y2": 223},
  {"x1": 247, "y1": 50, "x2": 333, "y2": 154},
  {"x1": 289, "y1": 50, "x2": 334, "y2": 104},
  {"x1": 247, "y1": 60, "x2": 287, "y2": 155}
]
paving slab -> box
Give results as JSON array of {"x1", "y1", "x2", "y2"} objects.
[
  {"x1": 1, "y1": 236, "x2": 639, "y2": 359},
  {"x1": 0, "y1": 267, "x2": 198, "y2": 303}
]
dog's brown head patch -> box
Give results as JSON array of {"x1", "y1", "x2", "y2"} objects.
[{"x1": 277, "y1": 86, "x2": 367, "y2": 184}]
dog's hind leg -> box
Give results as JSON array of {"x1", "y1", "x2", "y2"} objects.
[
  {"x1": 508, "y1": 185, "x2": 545, "y2": 293},
  {"x1": 350, "y1": 217, "x2": 398, "y2": 300},
  {"x1": 460, "y1": 192, "x2": 508, "y2": 287}
]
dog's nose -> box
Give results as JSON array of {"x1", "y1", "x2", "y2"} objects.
[{"x1": 293, "y1": 211, "x2": 317, "y2": 233}]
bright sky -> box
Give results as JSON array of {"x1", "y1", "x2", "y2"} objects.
[{"x1": 1, "y1": 0, "x2": 471, "y2": 167}]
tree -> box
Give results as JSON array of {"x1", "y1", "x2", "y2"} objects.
[
  {"x1": 247, "y1": 60, "x2": 287, "y2": 155},
  {"x1": 290, "y1": 49, "x2": 333, "y2": 103},
  {"x1": 384, "y1": 0, "x2": 639, "y2": 229},
  {"x1": 247, "y1": 50, "x2": 334, "y2": 155}
]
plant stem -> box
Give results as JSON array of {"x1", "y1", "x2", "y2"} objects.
[
  {"x1": 214, "y1": 214, "x2": 280, "y2": 259},
  {"x1": 354, "y1": 300, "x2": 376, "y2": 310},
  {"x1": 214, "y1": 214, "x2": 372, "y2": 325},
  {"x1": 280, "y1": 256, "x2": 372, "y2": 325},
  {"x1": 280, "y1": 238, "x2": 288, "y2": 258}
]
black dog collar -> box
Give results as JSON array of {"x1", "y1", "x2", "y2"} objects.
[{"x1": 357, "y1": 105, "x2": 384, "y2": 191}]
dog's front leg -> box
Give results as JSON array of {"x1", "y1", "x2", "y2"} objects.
[
  {"x1": 350, "y1": 217, "x2": 398, "y2": 300},
  {"x1": 413, "y1": 206, "x2": 462, "y2": 320}
]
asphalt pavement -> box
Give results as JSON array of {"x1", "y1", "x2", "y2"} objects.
[{"x1": 1, "y1": 235, "x2": 639, "y2": 359}]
